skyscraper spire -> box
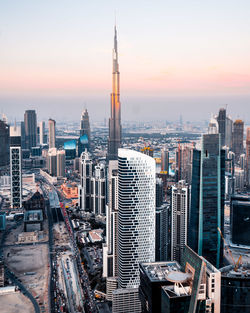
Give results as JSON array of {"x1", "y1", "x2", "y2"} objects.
[{"x1": 108, "y1": 25, "x2": 121, "y2": 160}]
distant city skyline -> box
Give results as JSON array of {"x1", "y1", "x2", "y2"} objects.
[{"x1": 1, "y1": 1, "x2": 250, "y2": 122}]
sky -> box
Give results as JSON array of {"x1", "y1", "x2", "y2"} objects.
[{"x1": 0, "y1": 0, "x2": 250, "y2": 123}]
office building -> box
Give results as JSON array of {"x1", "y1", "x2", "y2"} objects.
[
  {"x1": 78, "y1": 134, "x2": 89, "y2": 156},
  {"x1": 79, "y1": 150, "x2": 93, "y2": 211},
  {"x1": 0, "y1": 118, "x2": 9, "y2": 167},
  {"x1": 161, "y1": 148, "x2": 169, "y2": 173},
  {"x1": 225, "y1": 115, "x2": 233, "y2": 148},
  {"x1": 139, "y1": 246, "x2": 221, "y2": 313},
  {"x1": 103, "y1": 160, "x2": 118, "y2": 279},
  {"x1": 47, "y1": 148, "x2": 57, "y2": 176},
  {"x1": 20, "y1": 121, "x2": 26, "y2": 149},
  {"x1": 64, "y1": 139, "x2": 77, "y2": 160},
  {"x1": 175, "y1": 144, "x2": 194, "y2": 184},
  {"x1": 24, "y1": 110, "x2": 37, "y2": 150},
  {"x1": 188, "y1": 133, "x2": 225, "y2": 268},
  {"x1": 234, "y1": 167, "x2": 244, "y2": 192},
  {"x1": 141, "y1": 146, "x2": 154, "y2": 157},
  {"x1": 118, "y1": 149, "x2": 155, "y2": 288},
  {"x1": 232, "y1": 119, "x2": 244, "y2": 162},
  {"x1": 80, "y1": 109, "x2": 91, "y2": 144},
  {"x1": 112, "y1": 288, "x2": 141, "y2": 313},
  {"x1": 90, "y1": 163, "x2": 106, "y2": 215},
  {"x1": 220, "y1": 264, "x2": 250, "y2": 313},
  {"x1": 10, "y1": 125, "x2": 22, "y2": 208},
  {"x1": 230, "y1": 194, "x2": 250, "y2": 247},
  {"x1": 246, "y1": 127, "x2": 250, "y2": 188},
  {"x1": 0, "y1": 212, "x2": 6, "y2": 231},
  {"x1": 208, "y1": 116, "x2": 218, "y2": 134},
  {"x1": 108, "y1": 26, "x2": 121, "y2": 160},
  {"x1": 39, "y1": 121, "x2": 45, "y2": 145},
  {"x1": 48, "y1": 118, "x2": 56, "y2": 149},
  {"x1": 57, "y1": 150, "x2": 65, "y2": 177},
  {"x1": 217, "y1": 108, "x2": 226, "y2": 146},
  {"x1": 171, "y1": 180, "x2": 190, "y2": 263},
  {"x1": 155, "y1": 204, "x2": 169, "y2": 261},
  {"x1": 0, "y1": 261, "x2": 4, "y2": 287}
]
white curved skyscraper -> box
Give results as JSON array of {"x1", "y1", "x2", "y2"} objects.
[{"x1": 118, "y1": 149, "x2": 155, "y2": 289}]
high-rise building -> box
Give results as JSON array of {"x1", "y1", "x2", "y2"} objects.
[
  {"x1": 24, "y1": 110, "x2": 37, "y2": 150},
  {"x1": 20, "y1": 121, "x2": 26, "y2": 149},
  {"x1": 188, "y1": 133, "x2": 225, "y2": 268},
  {"x1": 103, "y1": 161, "x2": 119, "y2": 278},
  {"x1": 155, "y1": 204, "x2": 169, "y2": 262},
  {"x1": 90, "y1": 163, "x2": 106, "y2": 215},
  {"x1": 232, "y1": 119, "x2": 244, "y2": 162},
  {"x1": 139, "y1": 246, "x2": 221, "y2": 313},
  {"x1": 246, "y1": 127, "x2": 250, "y2": 188},
  {"x1": 217, "y1": 108, "x2": 226, "y2": 147},
  {"x1": 175, "y1": 144, "x2": 194, "y2": 184},
  {"x1": 225, "y1": 115, "x2": 233, "y2": 148},
  {"x1": 10, "y1": 125, "x2": 22, "y2": 208},
  {"x1": 108, "y1": 26, "x2": 121, "y2": 160},
  {"x1": 39, "y1": 121, "x2": 45, "y2": 145},
  {"x1": 171, "y1": 180, "x2": 190, "y2": 263},
  {"x1": 220, "y1": 264, "x2": 250, "y2": 313},
  {"x1": 161, "y1": 148, "x2": 169, "y2": 173},
  {"x1": 57, "y1": 150, "x2": 65, "y2": 177},
  {"x1": 80, "y1": 109, "x2": 91, "y2": 144},
  {"x1": 118, "y1": 149, "x2": 155, "y2": 289},
  {"x1": 47, "y1": 148, "x2": 57, "y2": 176},
  {"x1": 208, "y1": 116, "x2": 218, "y2": 134},
  {"x1": 48, "y1": 118, "x2": 56, "y2": 149},
  {"x1": 230, "y1": 194, "x2": 250, "y2": 248},
  {"x1": 78, "y1": 150, "x2": 93, "y2": 211},
  {"x1": 0, "y1": 118, "x2": 9, "y2": 167}
]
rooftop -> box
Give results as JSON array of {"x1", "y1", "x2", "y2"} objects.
[{"x1": 220, "y1": 264, "x2": 250, "y2": 279}]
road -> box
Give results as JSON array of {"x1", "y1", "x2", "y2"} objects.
[
  {"x1": 0, "y1": 221, "x2": 41, "y2": 313},
  {"x1": 5, "y1": 267, "x2": 40, "y2": 313}
]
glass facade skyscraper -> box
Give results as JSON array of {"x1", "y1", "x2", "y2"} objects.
[{"x1": 188, "y1": 133, "x2": 225, "y2": 268}]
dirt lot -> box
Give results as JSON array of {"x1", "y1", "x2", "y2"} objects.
[
  {"x1": 4, "y1": 244, "x2": 49, "y2": 312},
  {"x1": 0, "y1": 292, "x2": 34, "y2": 313}
]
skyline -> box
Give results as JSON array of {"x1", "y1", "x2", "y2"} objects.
[{"x1": 1, "y1": 1, "x2": 250, "y2": 122}]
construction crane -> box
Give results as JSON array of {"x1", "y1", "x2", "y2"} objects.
[{"x1": 217, "y1": 227, "x2": 242, "y2": 271}]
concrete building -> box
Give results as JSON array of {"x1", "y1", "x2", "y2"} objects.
[
  {"x1": 47, "y1": 148, "x2": 57, "y2": 176},
  {"x1": 171, "y1": 180, "x2": 190, "y2": 263},
  {"x1": 57, "y1": 150, "x2": 65, "y2": 177},
  {"x1": 48, "y1": 118, "x2": 56, "y2": 149},
  {"x1": 79, "y1": 150, "x2": 93, "y2": 211},
  {"x1": 118, "y1": 149, "x2": 155, "y2": 289},
  {"x1": 10, "y1": 125, "x2": 22, "y2": 209},
  {"x1": 0, "y1": 261, "x2": 4, "y2": 287},
  {"x1": 175, "y1": 144, "x2": 194, "y2": 185},
  {"x1": 217, "y1": 108, "x2": 226, "y2": 147},
  {"x1": 38, "y1": 121, "x2": 45, "y2": 145},
  {"x1": 90, "y1": 163, "x2": 106, "y2": 215},
  {"x1": 161, "y1": 148, "x2": 169, "y2": 173},
  {"x1": 232, "y1": 119, "x2": 244, "y2": 162},
  {"x1": 103, "y1": 160, "x2": 118, "y2": 279},
  {"x1": 112, "y1": 288, "x2": 141, "y2": 313},
  {"x1": 24, "y1": 110, "x2": 37, "y2": 150}
]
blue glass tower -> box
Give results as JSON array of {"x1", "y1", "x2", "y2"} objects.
[{"x1": 188, "y1": 133, "x2": 225, "y2": 268}]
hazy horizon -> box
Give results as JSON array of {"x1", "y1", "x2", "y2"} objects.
[{"x1": 1, "y1": 1, "x2": 250, "y2": 123}]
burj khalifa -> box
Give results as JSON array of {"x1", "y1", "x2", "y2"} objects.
[{"x1": 108, "y1": 26, "x2": 121, "y2": 160}]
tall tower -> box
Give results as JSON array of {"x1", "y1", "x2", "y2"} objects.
[
  {"x1": 48, "y1": 118, "x2": 56, "y2": 149},
  {"x1": 0, "y1": 117, "x2": 9, "y2": 167},
  {"x1": 118, "y1": 149, "x2": 155, "y2": 289},
  {"x1": 80, "y1": 109, "x2": 91, "y2": 140},
  {"x1": 246, "y1": 128, "x2": 250, "y2": 188},
  {"x1": 39, "y1": 121, "x2": 45, "y2": 145},
  {"x1": 10, "y1": 125, "x2": 22, "y2": 208},
  {"x1": 171, "y1": 180, "x2": 190, "y2": 263},
  {"x1": 108, "y1": 26, "x2": 121, "y2": 160},
  {"x1": 232, "y1": 119, "x2": 244, "y2": 163},
  {"x1": 24, "y1": 110, "x2": 37, "y2": 150},
  {"x1": 188, "y1": 133, "x2": 225, "y2": 268}
]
